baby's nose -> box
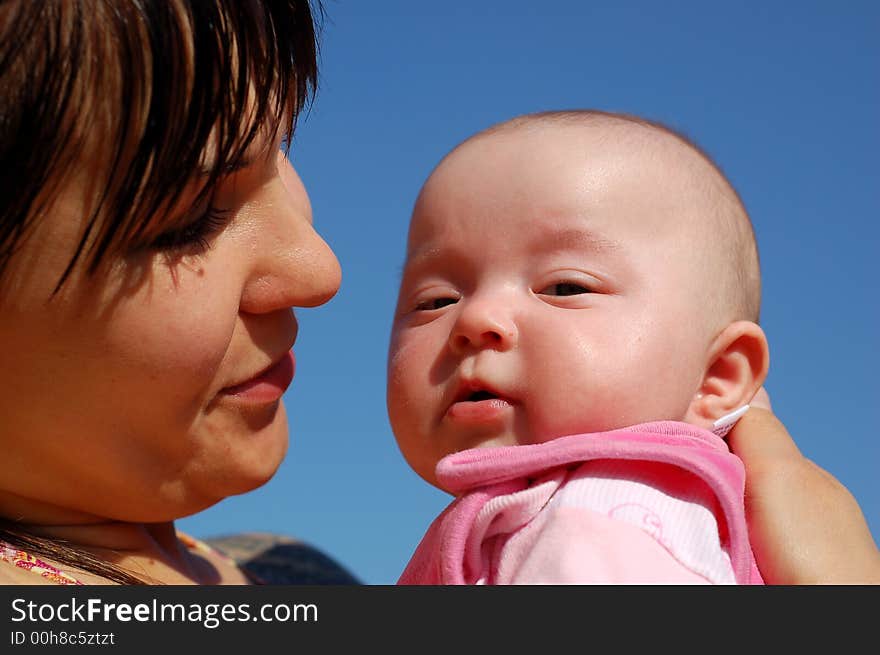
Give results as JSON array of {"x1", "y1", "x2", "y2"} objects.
[{"x1": 448, "y1": 297, "x2": 517, "y2": 353}]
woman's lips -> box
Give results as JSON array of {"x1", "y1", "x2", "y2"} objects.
[{"x1": 221, "y1": 351, "x2": 295, "y2": 403}]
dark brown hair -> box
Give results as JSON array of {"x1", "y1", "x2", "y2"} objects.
[
  {"x1": 0, "y1": 0, "x2": 321, "y2": 290},
  {"x1": 0, "y1": 0, "x2": 322, "y2": 584}
]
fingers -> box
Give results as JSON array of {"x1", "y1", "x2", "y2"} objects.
[
  {"x1": 750, "y1": 386, "x2": 772, "y2": 411},
  {"x1": 727, "y1": 405, "x2": 802, "y2": 466},
  {"x1": 727, "y1": 400, "x2": 880, "y2": 584}
]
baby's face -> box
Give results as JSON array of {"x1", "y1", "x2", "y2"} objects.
[{"x1": 388, "y1": 123, "x2": 716, "y2": 488}]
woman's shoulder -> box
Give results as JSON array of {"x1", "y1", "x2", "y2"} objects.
[{"x1": 203, "y1": 532, "x2": 361, "y2": 585}]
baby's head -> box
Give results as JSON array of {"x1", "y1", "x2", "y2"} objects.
[{"x1": 387, "y1": 111, "x2": 768, "y2": 489}]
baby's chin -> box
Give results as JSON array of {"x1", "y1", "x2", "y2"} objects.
[
  {"x1": 465, "y1": 433, "x2": 526, "y2": 450},
  {"x1": 414, "y1": 433, "x2": 521, "y2": 492},
  {"x1": 445, "y1": 428, "x2": 580, "y2": 458}
]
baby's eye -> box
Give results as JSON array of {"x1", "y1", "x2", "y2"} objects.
[
  {"x1": 415, "y1": 297, "x2": 458, "y2": 311},
  {"x1": 538, "y1": 282, "x2": 593, "y2": 296}
]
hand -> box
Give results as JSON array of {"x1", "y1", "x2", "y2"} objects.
[{"x1": 728, "y1": 387, "x2": 880, "y2": 584}]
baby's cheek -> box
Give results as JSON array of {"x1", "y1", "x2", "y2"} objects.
[
  {"x1": 530, "y1": 386, "x2": 638, "y2": 441},
  {"x1": 526, "y1": 347, "x2": 671, "y2": 440},
  {"x1": 386, "y1": 337, "x2": 418, "y2": 421},
  {"x1": 387, "y1": 331, "x2": 428, "y2": 397},
  {"x1": 386, "y1": 333, "x2": 409, "y2": 381}
]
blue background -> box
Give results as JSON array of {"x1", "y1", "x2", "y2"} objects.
[{"x1": 182, "y1": 0, "x2": 879, "y2": 584}]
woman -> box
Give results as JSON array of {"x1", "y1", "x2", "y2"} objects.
[
  {"x1": 0, "y1": 0, "x2": 341, "y2": 584},
  {"x1": 0, "y1": 0, "x2": 876, "y2": 585}
]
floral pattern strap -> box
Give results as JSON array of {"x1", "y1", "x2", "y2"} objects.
[
  {"x1": 0, "y1": 533, "x2": 257, "y2": 585},
  {"x1": 0, "y1": 540, "x2": 84, "y2": 585}
]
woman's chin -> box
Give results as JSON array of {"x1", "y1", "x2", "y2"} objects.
[
  {"x1": 222, "y1": 421, "x2": 290, "y2": 495},
  {"x1": 188, "y1": 404, "x2": 290, "y2": 504}
]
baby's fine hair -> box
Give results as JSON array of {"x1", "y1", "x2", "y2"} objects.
[{"x1": 467, "y1": 110, "x2": 762, "y2": 324}]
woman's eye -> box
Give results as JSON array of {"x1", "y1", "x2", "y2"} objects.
[
  {"x1": 415, "y1": 297, "x2": 458, "y2": 311},
  {"x1": 539, "y1": 282, "x2": 592, "y2": 296},
  {"x1": 151, "y1": 207, "x2": 232, "y2": 254}
]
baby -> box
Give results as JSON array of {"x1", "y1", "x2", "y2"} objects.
[{"x1": 387, "y1": 110, "x2": 769, "y2": 584}]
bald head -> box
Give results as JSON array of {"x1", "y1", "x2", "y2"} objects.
[{"x1": 442, "y1": 110, "x2": 761, "y2": 325}]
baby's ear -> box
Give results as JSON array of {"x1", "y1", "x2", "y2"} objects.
[{"x1": 685, "y1": 321, "x2": 770, "y2": 430}]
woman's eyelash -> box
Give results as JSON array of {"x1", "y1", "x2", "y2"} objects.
[{"x1": 151, "y1": 207, "x2": 232, "y2": 253}]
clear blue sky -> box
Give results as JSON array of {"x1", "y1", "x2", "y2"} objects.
[{"x1": 181, "y1": 0, "x2": 880, "y2": 584}]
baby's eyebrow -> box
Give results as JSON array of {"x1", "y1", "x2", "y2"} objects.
[
  {"x1": 403, "y1": 229, "x2": 621, "y2": 269},
  {"x1": 401, "y1": 245, "x2": 445, "y2": 270},
  {"x1": 399, "y1": 246, "x2": 474, "y2": 284},
  {"x1": 532, "y1": 227, "x2": 622, "y2": 254}
]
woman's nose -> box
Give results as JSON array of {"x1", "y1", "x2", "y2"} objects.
[
  {"x1": 448, "y1": 294, "x2": 518, "y2": 354},
  {"x1": 239, "y1": 155, "x2": 342, "y2": 313}
]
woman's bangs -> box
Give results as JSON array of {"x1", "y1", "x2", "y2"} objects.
[
  {"x1": 89, "y1": 0, "x2": 320, "y2": 270},
  {"x1": 0, "y1": 1, "x2": 320, "y2": 289}
]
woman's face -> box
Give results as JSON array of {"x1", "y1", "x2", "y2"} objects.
[{"x1": 0, "y1": 138, "x2": 341, "y2": 523}]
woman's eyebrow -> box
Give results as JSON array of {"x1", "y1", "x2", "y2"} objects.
[
  {"x1": 198, "y1": 138, "x2": 280, "y2": 177},
  {"x1": 197, "y1": 157, "x2": 254, "y2": 177}
]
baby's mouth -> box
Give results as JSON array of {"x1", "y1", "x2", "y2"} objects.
[
  {"x1": 445, "y1": 380, "x2": 514, "y2": 424},
  {"x1": 465, "y1": 390, "x2": 498, "y2": 402},
  {"x1": 452, "y1": 383, "x2": 507, "y2": 405}
]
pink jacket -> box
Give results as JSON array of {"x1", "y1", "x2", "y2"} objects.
[{"x1": 398, "y1": 421, "x2": 764, "y2": 585}]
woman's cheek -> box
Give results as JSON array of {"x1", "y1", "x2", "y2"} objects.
[{"x1": 107, "y1": 287, "x2": 238, "y2": 394}]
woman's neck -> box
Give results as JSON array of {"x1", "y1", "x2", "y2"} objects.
[{"x1": 0, "y1": 492, "x2": 210, "y2": 584}]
